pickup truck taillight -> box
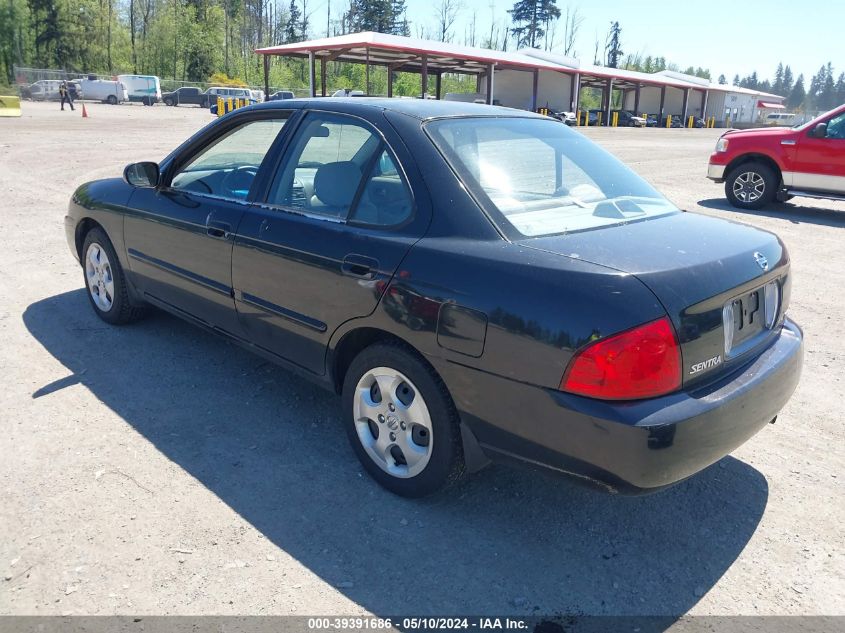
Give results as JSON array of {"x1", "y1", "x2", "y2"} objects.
[{"x1": 560, "y1": 316, "x2": 682, "y2": 400}]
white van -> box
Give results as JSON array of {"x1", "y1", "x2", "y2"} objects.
[
  {"x1": 78, "y1": 78, "x2": 128, "y2": 104},
  {"x1": 763, "y1": 112, "x2": 796, "y2": 126},
  {"x1": 117, "y1": 75, "x2": 161, "y2": 105}
]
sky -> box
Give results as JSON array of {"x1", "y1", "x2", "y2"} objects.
[{"x1": 389, "y1": 0, "x2": 840, "y2": 84}]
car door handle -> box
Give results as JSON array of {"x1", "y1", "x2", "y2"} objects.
[
  {"x1": 207, "y1": 220, "x2": 232, "y2": 239},
  {"x1": 342, "y1": 254, "x2": 379, "y2": 280}
]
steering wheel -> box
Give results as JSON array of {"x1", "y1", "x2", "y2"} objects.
[{"x1": 221, "y1": 166, "x2": 259, "y2": 199}]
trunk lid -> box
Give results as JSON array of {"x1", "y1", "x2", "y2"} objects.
[{"x1": 522, "y1": 212, "x2": 791, "y2": 386}]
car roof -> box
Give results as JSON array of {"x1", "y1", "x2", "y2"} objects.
[{"x1": 249, "y1": 97, "x2": 545, "y2": 121}]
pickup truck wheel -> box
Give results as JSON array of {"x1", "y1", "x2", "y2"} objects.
[
  {"x1": 342, "y1": 342, "x2": 465, "y2": 497},
  {"x1": 725, "y1": 162, "x2": 776, "y2": 210},
  {"x1": 81, "y1": 228, "x2": 147, "y2": 325}
]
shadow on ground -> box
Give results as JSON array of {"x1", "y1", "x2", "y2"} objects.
[
  {"x1": 698, "y1": 197, "x2": 845, "y2": 228},
  {"x1": 24, "y1": 290, "x2": 770, "y2": 619}
]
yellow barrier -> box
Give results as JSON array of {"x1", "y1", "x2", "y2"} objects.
[
  {"x1": 726, "y1": 116, "x2": 731, "y2": 128},
  {"x1": 0, "y1": 94, "x2": 21, "y2": 117},
  {"x1": 666, "y1": 115, "x2": 672, "y2": 128},
  {"x1": 576, "y1": 110, "x2": 581, "y2": 126},
  {"x1": 584, "y1": 111, "x2": 589, "y2": 127},
  {"x1": 687, "y1": 115, "x2": 694, "y2": 128},
  {"x1": 612, "y1": 111, "x2": 619, "y2": 127},
  {"x1": 217, "y1": 96, "x2": 252, "y2": 117},
  {"x1": 597, "y1": 112, "x2": 603, "y2": 126}
]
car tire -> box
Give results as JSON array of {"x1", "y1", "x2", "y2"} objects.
[
  {"x1": 81, "y1": 227, "x2": 147, "y2": 325},
  {"x1": 725, "y1": 162, "x2": 777, "y2": 210},
  {"x1": 341, "y1": 342, "x2": 465, "y2": 497},
  {"x1": 106, "y1": 95, "x2": 117, "y2": 105},
  {"x1": 164, "y1": 98, "x2": 174, "y2": 106}
]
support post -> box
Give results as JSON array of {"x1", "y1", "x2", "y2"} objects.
[
  {"x1": 476, "y1": 73, "x2": 482, "y2": 94},
  {"x1": 387, "y1": 68, "x2": 393, "y2": 98},
  {"x1": 263, "y1": 55, "x2": 269, "y2": 102},
  {"x1": 436, "y1": 72, "x2": 442, "y2": 100},
  {"x1": 365, "y1": 48, "x2": 370, "y2": 95},
  {"x1": 634, "y1": 84, "x2": 641, "y2": 115},
  {"x1": 682, "y1": 87, "x2": 689, "y2": 122},
  {"x1": 531, "y1": 69, "x2": 539, "y2": 111},
  {"x1": 571, "y1": 73, "x2": 580, "y2": 112},
  {"x1": 701, "y1": 89, "x2": 708, "y2": 120},
  {"x1": 486, "y1": 63, "x2": 495, "y2": 105},
  {"x1": 421, "y1": 54, "x2": 428, "y2": 98},
  {"x1": 659, "y1": 85, "x2": 666, "y2": 122},
  {"x1": 320, "y1": 56, "x2": 327, "y2": 97},
  {"x1": 604, "y1": 77, "x2": 613, "y2": 126},
  {"x1": 308, "y1": 51, "x2": 316, "y2": 98}
]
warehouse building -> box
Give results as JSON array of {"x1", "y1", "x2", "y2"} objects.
[{"x1": 256, "y1": 31, "x2": 784, "y2": 126}]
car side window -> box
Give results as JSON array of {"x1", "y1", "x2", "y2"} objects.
[
  {"x1": 170, "y1": 117, "x2": 288, "y2": 200},
  {"x1": 825, "y1": 113, "x2": 845, "y2": 139},
  {"x1": 267, "y1": 113, "x2": 381, "y2": 219},
  {"x1": 349, "y1": 148, "x2": 414, "y2": 227}
]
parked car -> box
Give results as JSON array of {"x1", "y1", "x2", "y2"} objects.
[
  {"x1": 65, "y1": 99, "x2": 803, "y2": 498},
  {"x1": 162, "y1": 87, "x2": 209, "y2": 107},
  {"x1": 25, "y1": 79, "x2": 82, "y2": 101},
  {"x1": 117, "y1": 74, "x2": 161, "y2": 105},
  {"x1": 661, "y1": 114, "x2": 684, "y2": 128},
  {"x1": 206, "y1": 86, "x2": 252, "y2": 102},
  {"x1": 708, "y1": 102, "x2": 845, "y2": 208},
  {"x1": 269, "y1": 90, "x2": 295, "y2": 101},
  {"x1": 613, "y1": 110, "x2": 646, "y2": 127},
  {"x1": 78, "y1": 77, "x2": 127, "y2": 104},
  {"x1": 644, "y1": 114, "x2": 660, "y2": 127},
  {"x1": 332, "y1": 88, "x2": 365, "y2": 97},
  {"x1": 551, "y1": 110, "x2": 576, "y2": 126}
]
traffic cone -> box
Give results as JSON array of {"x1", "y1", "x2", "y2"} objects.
[{"x1": 82, "y1": 103, "x2": 88, "y2": 118}]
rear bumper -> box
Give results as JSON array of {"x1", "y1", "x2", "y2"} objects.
[
  {"x1": 707, "y1": 163, "x2": 726, "y2": 181},
  {"x1": 453, "y1": 319, "x2": 803, "y2": 493}
]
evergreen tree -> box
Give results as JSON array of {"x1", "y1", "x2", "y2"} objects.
[
  {"x1": 718, "y1": 74, "x2": 727, "y2": 85},
  {"x1": 346, "y1": 0, "x2": 407, "y2": 35},
  {"x1": 286, "y1": 0, "x2": 303, "y2": 43},
  {"x1": 772, "y1": 62, "x2": 784, "y2": 95},
  {"x1": 782, "y1": 65, "x2": 794, "y2": 96},
  {"x1": 788, "y1": 74, "x2": 806, "y2": 110},
  {"x1": 509, "y1": 0, "x2": 561, "y2": 49},
  {"x1": 732, "y1": 74, "x2": 740, "y2": 86},
  {"x1": 605, "y1": 21, "x2": 622, "y2": 68},
  {"x1": 836, "y1": 73, "x2": 845, "y2": 107}
]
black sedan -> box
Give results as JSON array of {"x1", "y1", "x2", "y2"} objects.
[{"x1": 65, "y1": 99, "x2": 803, "y2": 497}]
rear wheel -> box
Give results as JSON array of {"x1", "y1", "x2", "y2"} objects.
[
  {"x1": 725, "y1": 162, "x2": 777, "y2": 210},
  {"x1": 106, "y1": 95, "x2": 117, "y2": 105},
  {"x1": 341, "y1": 342, "x2": 464, "y2": 497},
  {"x1": 81, "y1": 228, "x2": 147, "y2": 325}
]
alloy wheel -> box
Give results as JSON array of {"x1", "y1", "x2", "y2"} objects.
[
  {"x1": 85, "y1": 242, "x2": 115, "y2": 312},
  {"x1": 352, "y1": 366, "x2": 433, "y2": 478},
  {"x1": 733, "y1": 171, "x2": 766, "y2": 203}
]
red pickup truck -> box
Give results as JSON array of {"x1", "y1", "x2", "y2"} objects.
[{"x1": 708, "y1": 103, "x2": 845, "y2": 209}]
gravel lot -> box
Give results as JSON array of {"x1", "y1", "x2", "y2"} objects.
[{"x1": 1, "y1": 101, "x2": 842, "y2": 619}]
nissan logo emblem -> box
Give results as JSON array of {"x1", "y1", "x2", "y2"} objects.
[{"x1": 754, "y1": 252, "x2": 769, "y2": 271}]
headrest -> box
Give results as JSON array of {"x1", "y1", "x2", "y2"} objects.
[{"x1": 314, "y1": 161, "x2": 362, "y2": 208}]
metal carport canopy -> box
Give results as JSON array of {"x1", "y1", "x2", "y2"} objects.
[{"x1": 255, "y1": 31, "x2": 577, "y2": 104}]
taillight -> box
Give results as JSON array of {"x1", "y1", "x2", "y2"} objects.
[{"x1": 560, "y1": 316, "x2": 681, "y2": 400}]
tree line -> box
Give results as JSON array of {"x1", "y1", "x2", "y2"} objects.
[{"x1": 1, "y1": 0, "x2": 841, "y2": 112}]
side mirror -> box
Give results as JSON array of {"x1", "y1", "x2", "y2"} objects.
[
  {"x1": 123, "y1": 161, "x2": 160, "y2": 187},
  {"x1": 811, "y1": 122, "x2": 828, "y2": 139}
]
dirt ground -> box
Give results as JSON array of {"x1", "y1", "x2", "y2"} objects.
[{"x1": 0, "y1": 101, "x2": 842, "y2": 618}]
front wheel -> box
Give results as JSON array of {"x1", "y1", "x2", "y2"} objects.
[
  {"x1": 341, "y1": 343, "x2": 464, "y2": 497},
  {"x1": 81, "y1": 228, "x2": 147, "y2": 325},
  {"x1": 725, "y1": 162, "x2": 777, "y2": 210},
  {"x1": 106, "y1": 95, "x2": 117, "y2": 105}
]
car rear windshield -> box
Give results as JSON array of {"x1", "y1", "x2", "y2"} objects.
[{"x1": 425, "y1": 117, "x2": 679, "y2": 237}]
